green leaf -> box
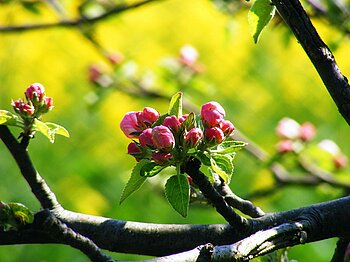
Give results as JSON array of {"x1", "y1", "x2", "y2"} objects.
[
  {"x1": 210, "y1": 154, "x2": 234, "y2": 183},
  {"x1": 195, "y1": 151, "x2": 211, "y2": 166},
  {"x1": 0, "y1": 110, "x2": 21, "y2": 126},
  {"x1": 214, "y1": 140, "x2": 247, "y2": 154},
  {"x1": 45, "y1": 122, "x2": 70, "y2": 138},
  {"x1": 120, "y1": 160, "x2": 149, "y2": 204},
  {"x1": 8, "y1": 202, "x2": 34, "y2": 225},
  {"x1": 165, "y1": 174, "x2": 190, "y2": 217},
  {"x1": 168, "y1": 92, "x2": 183, "y2": 118},
  {"x1": 34, "y1": 119, "x2": 69, "y2": 143},
  {"x1": 140, "y1": 161, "x2": 166, "y2": 177},
  {"x1": 248, "y1": 0, "x2": 276, "y2": 43}
]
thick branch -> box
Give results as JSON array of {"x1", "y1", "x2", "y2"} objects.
[
  {"x1": 2, "y1": 197, "x2": 350, "y2": 257},
  {"x1": 271, "y1": 0, "x2": 350, "y2": 125},
  {"x1": 35, "y1": 209, "x2": 116, "y2": 262}
]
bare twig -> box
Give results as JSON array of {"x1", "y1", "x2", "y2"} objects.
[
  {"x1": 183, "y1": 157, "x2": 250, "y2": 229},
  {"x1": 0, "y1": 0, "x2": 161, "y2": 33}
]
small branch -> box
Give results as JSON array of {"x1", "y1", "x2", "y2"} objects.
[
  {"x1": 0, "y1": 125, "x2": 61, "y2": 210},
  {"x1": 0, "y1": 0, "x2": 161, "y2": 33},
  {"x1": 183, "y1": 157, "x2": 251, "y2": 230},
  {"x1": 271, "y1": 0, "x2": 350, "y2": 125},
  {"x1": 213, "y1": 174, "x2": 265, "y2": 218},
  {"x1": 35, "y1": 209, "x2": 116, "y2": 262}
]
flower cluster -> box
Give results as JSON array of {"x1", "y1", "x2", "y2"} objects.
[
  {"x1": 275, "y1": 117, "x2": 316, "y2": 154},
  {"x1": 12, "y1": 83, "x2": 53, "y2": 119},
  {"x1": 120, "y1": 101, "x2": 235, "y2": 165},
  {"x1": 275, "y1": 117, "x2": 348, "y2": 170}
]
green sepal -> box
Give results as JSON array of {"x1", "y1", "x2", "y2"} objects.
[
  {"x1": 165, "y1": 174, "x2": 190, "y2": 217},
  {"x1": 120, "y1": 159, "x2": 149, "y2": 204},
  {"x1": 168, "y1": 92, "x2": 183, "y2": 118},
  {"x1": 248, "y1": 0, "x2": 276, "y2": 43},
  {"x1": 210, "y1": 154, "x2": 234, "y2": 183}
]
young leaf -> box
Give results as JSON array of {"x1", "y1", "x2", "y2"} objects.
[
  {"x1": 214, "y1": 140, "x2": 247, "y2": 154},
  {"x1": 168, "y1": 92, "x2": 183, "y2": 118},
  {"x1": 34, "y1": 119, "x2": 53, "y2": 142},
  {"x1": 45, "y1": 122, "x2": 70, "y2": 138},
  {"x1": 8, "y1": 202, "x2": 34, "y2": 225},
  {"x1": 210, "y1": 154, "x2": 234, "y2": 183},
  {"x1": 34, "y1": 119, "x2": 69, "y2": 143},
  {"x1": 120, "y1": 159, "x2": 149, "y2": 204},
  {"x1": 140, "y1": 162, "x2": 166, "y2": 177},
  {"x1": 165, "y1": 174, "x2": 190, "y2": 217},
  {"x1": 248, "y1": 0, "x2": 276, "y2": 43},
  {"x1": 0, "y1": 110, "x2": 21, "y2": 126},
  {"x1": 181, "y1": 112, "x2": 195, "y2": 131},
  {"x1": 195, "y1": 151, "x2": 211, "y2": 166}
]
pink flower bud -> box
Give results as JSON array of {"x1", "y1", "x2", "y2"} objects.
[
  {"x1": 127, "y1": 142, "x2": 141, "y2": 155},
  {"x1": 152, "y1": 125, "x2": 175, "y2": 150},
  {"x1": 152, "y1": 152, "x2": 172, "y2": 165},
  {"x1": 299, "y1": 122, "x2": 316, "y2": 142},
  {"x1": 201, "y1": 102, "x2": 226, "y2": 127},
  {"x1": 179, "y1": 45, "x2": 198, "y2": 66},
  {"x1": 88, "y1": 64, "x2": 103, "y2": 83},
  {"x1": 204, "y1": 127, "x2": 224, "y2": 145},
  {"x1": 137, "y1": 107, "x2": 159, "y2": 127},
  {"x1": 276, "y1": 117, "x2": 300, "y2": 139},
  {"x1": 163, "y1": 115, "x2": 181, "y2": 133},
  {"x1": 12, "y1": 99, "x2": 35, "y2": 117},
  {"x1": 25, "y1": 83, "x2": 45, "y2": 102},
  {"x1": 179, "y1": 114, "x2": 189, "y2": 123},
  {"x1": 185, "y1": 128, "x2": 203, "y2": 147},
  {"x1": 139, "y1": 128, "x2": 154, "y2": 148},
  {"x1": 220, "y1": 119, "x2": 235, "y2": 136},
  {"x1": 276, "y1": 140, "x2": 294, "y2": 154},
  {"x1": 187, "y1": 175, "x2": 193, "y2": 184},
  {"x1": 334, "y1": 155, "x2": 348, "y2": 169},
  {"x1": 42, "y1": 97, "x2": 54, "y2": 112},
  {"x1": 120, "y1": 111, "x2": 141, "y2": 138},
  {"x1": 107, "y1": 52, "x2": 124, "y2": 65}
]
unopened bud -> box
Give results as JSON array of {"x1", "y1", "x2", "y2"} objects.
[{"x1": 152, "y1": 125, "x2": 175, "y2": 150}]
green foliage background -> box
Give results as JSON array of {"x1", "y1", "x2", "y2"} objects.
[{"x1": 0, "y1": 0, "x2": 350, "y2": 261}]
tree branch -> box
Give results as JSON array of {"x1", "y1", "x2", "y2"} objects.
[
  {"x1": 1, "y1": 196, "x2": 350, "y2": 257},
  {"x1": 0, "y1": 0, "x2": 161, "y2": 33},
  {"x1": 183, "y1": 157, "x2": 251, "y2": 229},
  {"x1": 35, "y1": 209, "x2": 116, "y2": 262},
  {"x1": 271, "y1": 0, "x2": 350, "y2": 125}
]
